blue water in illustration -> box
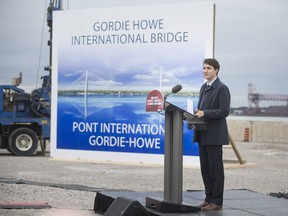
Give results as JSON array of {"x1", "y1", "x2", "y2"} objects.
[{"x1": 57, "y1": 94, "x2": 199, "y2": 156}]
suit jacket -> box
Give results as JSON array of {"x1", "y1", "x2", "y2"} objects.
[{"x1": 194, "y1": 77, "x2": 231, "y2": 145}]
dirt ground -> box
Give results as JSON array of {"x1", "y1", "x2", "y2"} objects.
[{"x1": 0, "y1": 141, "x2": 287, "y2": 215}]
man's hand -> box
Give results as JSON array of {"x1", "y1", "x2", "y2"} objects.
[{"x1": 195, "y1": 109, "x2": 204, "y2": 118}]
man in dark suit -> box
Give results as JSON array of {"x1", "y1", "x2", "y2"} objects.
[{"x1": 194, "y1": 58, "x2": 231, "y2": 211}]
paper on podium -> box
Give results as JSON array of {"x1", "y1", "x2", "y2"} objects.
[{"x1": 186, "y1": 98, "x2": 194, "y2": 115}]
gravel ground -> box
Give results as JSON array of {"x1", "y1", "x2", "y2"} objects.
[{"x1": 0, "y1": 141, "x2": 287, "y2": 215}]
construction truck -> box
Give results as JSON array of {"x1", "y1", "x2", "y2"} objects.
[
  {"x1": 0, "y1": 73, "x2": 50, "y2": 156},
  {"x1": 0, "y1": 0, "x2": 62, "y2": 156}
]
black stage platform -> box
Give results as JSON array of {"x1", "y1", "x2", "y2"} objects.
[{"x1": 94, "y1": 189, "x2": 288, "y2": 216}]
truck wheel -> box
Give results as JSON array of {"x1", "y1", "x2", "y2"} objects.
[{"x1": 8, "y1": 128, "x2": 38, "y2": 156}]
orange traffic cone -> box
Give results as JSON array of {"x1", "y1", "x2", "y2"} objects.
[{"x1": 243, "y1": 128, "x2": 249, "y2": 142}]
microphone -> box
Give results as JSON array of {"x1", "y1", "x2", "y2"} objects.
[
  {"x1": 164, "y1": 84, "x2": 182, "y2": 101},
  {"x1": 171, "y1": 84, "x2": 182, "y2": 93}
]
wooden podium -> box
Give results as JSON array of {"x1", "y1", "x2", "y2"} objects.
[{"x1": 146, "y1": 101, "x2": 206, "y2": 213}]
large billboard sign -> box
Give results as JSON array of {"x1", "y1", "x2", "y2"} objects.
[{"x1": 51, "y1": 2, "x2": 214, "y2": 164}]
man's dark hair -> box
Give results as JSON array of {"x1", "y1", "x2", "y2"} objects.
[{"x1": 203, "y1": 58, "x2": 220, "y2": 71}]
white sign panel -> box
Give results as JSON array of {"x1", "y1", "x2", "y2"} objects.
[{"x1": 51, "y1": 2, "x2": 214, "y2": 165}]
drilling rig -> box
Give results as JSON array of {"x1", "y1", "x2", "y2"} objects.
[{"x1": 0, "y1": 0, "x2": 62, "y2": 156}]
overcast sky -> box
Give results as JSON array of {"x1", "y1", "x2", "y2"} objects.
[{"x1": 0, "y1": 0, "x2": 288, "y2": 108}]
